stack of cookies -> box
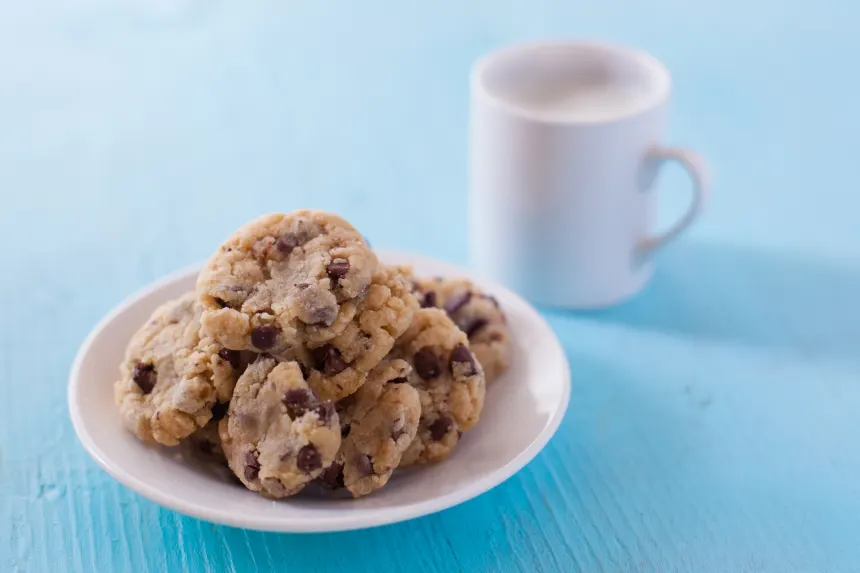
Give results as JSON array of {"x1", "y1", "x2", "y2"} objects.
[{"x1": 115, "y1": 210, "x2": 511, "y2": 499}]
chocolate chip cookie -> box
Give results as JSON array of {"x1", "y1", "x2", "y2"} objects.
[
  {"x1": 219, "y1": 356, "x2": 340, "y2": 498},
  {"x1": 392, "y1": 309, "x2": 486, "y2": 466},
  {"x1": 413, "y1": 277, "x2": 511, "y2": 383},
  {"x1": 303, "y1": 264, "x2": 419, "y2": 402},
  {"x1": 197, "y1": 211, "x2": 377, "y2": 354},
  {"x1": 114, "y1": 292, "x2": 252, "y2": 446},
  {"x1": 320, "y1": 359, "x2": 420, "y2": 497}
]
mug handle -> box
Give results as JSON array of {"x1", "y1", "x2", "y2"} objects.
[{"x1": 637, "y1": 146, "x2": 710, "y2": 256}]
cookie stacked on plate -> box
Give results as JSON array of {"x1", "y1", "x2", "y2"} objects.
[{"x1": 115, "y1": 210, "x2": 511, "y2": 498}]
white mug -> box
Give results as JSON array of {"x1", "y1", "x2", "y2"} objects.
[{"x1": 469, "y1": 41, "x2": 709, "y2": 308}]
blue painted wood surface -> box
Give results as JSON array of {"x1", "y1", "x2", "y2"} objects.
[{"x1": 2, "y1": 1, "x2": 858, "y2": 571}]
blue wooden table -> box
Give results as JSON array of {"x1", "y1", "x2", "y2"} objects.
[{"x1": 2, "y1": 1, "x2": 858, "y2": 571}]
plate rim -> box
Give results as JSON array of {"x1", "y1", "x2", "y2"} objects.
[{"x1": 68, "y1": 250, "x2": 571, "y2": 533}]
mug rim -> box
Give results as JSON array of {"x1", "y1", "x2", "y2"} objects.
[{"x1": 471, "y1": 40, "x2": 672, "y2": 125}]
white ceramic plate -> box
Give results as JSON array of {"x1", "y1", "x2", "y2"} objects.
[{"x1": 68, "y1": 250, "x2": 570, "y2": 533}]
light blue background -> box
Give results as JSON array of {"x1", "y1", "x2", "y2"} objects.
[{"x1": 2, "y1": 1, "x2": 858, "y2": 571}]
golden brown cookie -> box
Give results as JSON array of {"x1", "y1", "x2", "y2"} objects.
[
  {"x1": 302, "y1": 264, "x2": 419, "y2": 401},
  {"x1": 392, "y1": 309, "x2": 486, "y2": 466},
  {"x1": 319, "y1": 359, "x2": 420, "y2": 497},
  {"x1": 114, "y1": 293, "x2": 252, "y2": 446},
  {"x1": 413, "y1": 277, "x2": 511, "y2": 383},
  {"x1": 219, "y1": 356, "x2": 341, "y2": 498},
  {"x1": 197, "y1": 210, "x2": 377, "y2": 354}
]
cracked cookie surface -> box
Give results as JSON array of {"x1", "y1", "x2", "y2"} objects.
[
  {"x1": 301, "y1": 264, "x2": 419, "y2": 402},
  {"x1": 319, "y1": 359, "x2": 420, "y2": 497},
  {"x1": 413, "y1": 277, "x2": 510, "y2": 383},
  {"x1": 197, "y1": 210, "x2": 377, "y2": 354},
  {"x1": 392, "y1": 309, "x2": 486, "y2": 466},
  {"x1": 219, "y1": 356, "x2": 340, "y2": 498},
  {"x1": 114, "y1": 292, "x2": 251, "y2": 446}
]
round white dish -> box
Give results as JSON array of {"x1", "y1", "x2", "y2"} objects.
[{"x1": 68, "y1": 250, "x2": 571, "y2": 533}]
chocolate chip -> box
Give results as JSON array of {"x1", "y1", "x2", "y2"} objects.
[
  {"x1": 251, "y1": 326, "x2": 278, "y2": 350},
  {"x1": 341, "y1": 424, "x2": 351, "y2": 438},
  {"x1": 311, "y1": 345, "x2": 328, "y2": 368},
  {"x1": 327, "y1": 259, "x2": 350, "y2": 284},
  {"x1": 313, "y1": 402, "x2": 335, "y2": 424},
  {"x1": 421, "y1": 291, "x2": 438, "y2": 308},
  {"x1": 297, "y1": 444, "x2": 322, "y2": 473},
  {"x1": 244, "y1": 450, "x2": 261, "y2": 482},
  {"x1": 414, "y1": 347, "x2": 442, "y2": 379},
  {"x1": 354, "y1": 453, "x2": 373, "y2": 476},
  {"x1": 132, "y1": 363, "x2": 156, "y2": 394},
  {"x1": 283, "y1": 389, "x2": 312, "y2": 418},
  {"x1": 217, "y1": 348, "x2": 241, "y2": 370},
  {"x1": 211, "y1": 401, "x2": 229, "y2": 421},
  {"x1": 320, "y1": 461, "x2": 345, "y2": 489},
  {"x1": 444, "y1": 291, "x2": 472, "y2": 316},
  {"x1": 228, "y1": 284, "x2": 253, "y2": 296},
  {"x1": 307, "y1": 303, "x2": 338, "y2": 326},
  {"x1": 450, "y1": 343, "x2": 477, "y2": 376},
  {"x1": 388, "y1": 377, "x2": 409, "y2": 384},
  {"x1": 450, "y1": 343, "x2": 474, "y2": 363},
  {"x1": 462, "y1": 317, "x2": 489, "y2": 338},
  {"x1": 429, "y1": 416, "x2": 454, "y2": 441},
  {"x1": 276, "y1": 233, "x2": 300, "y2": 254},
  {"x1": 312, "y1": 345, "x2": 348, "y2": 375}
]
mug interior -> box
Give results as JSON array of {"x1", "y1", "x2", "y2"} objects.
[{"x1": 473, "y1": 42, "x2": 670, "y2": 123}]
